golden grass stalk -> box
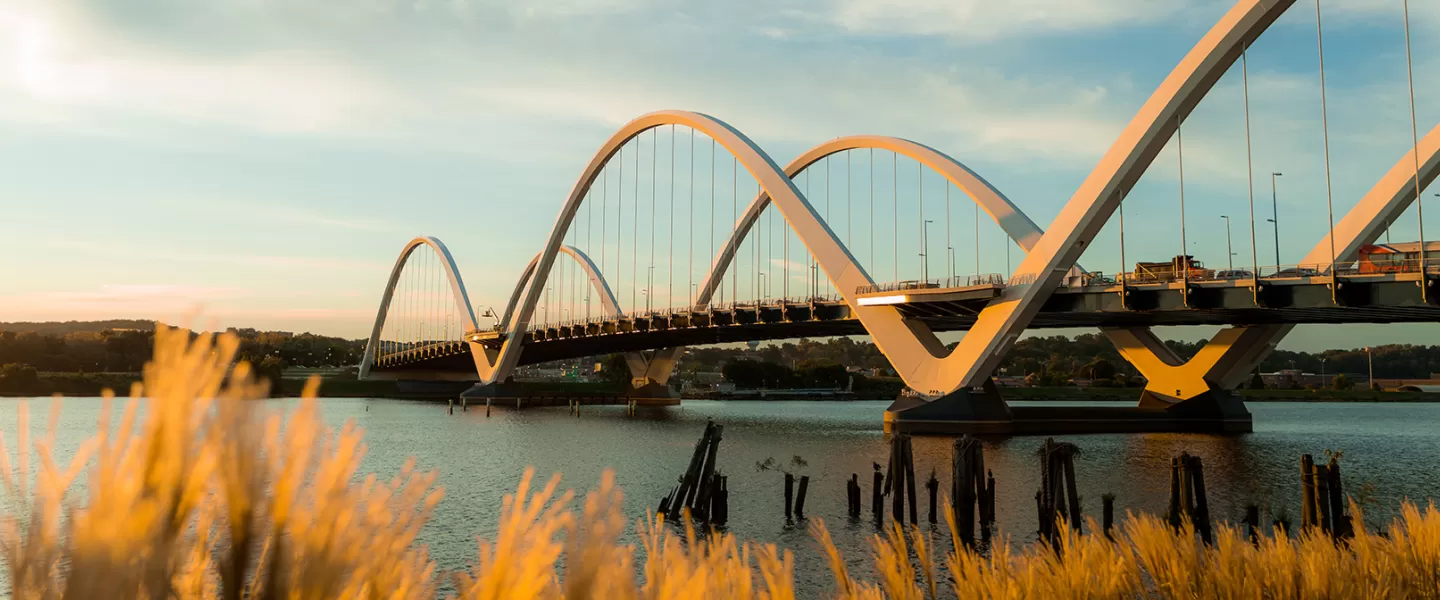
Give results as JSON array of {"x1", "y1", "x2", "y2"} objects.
[
  {"x1": 7, "y1": 324, "x2": 1440, "y2": 599},
  {"x1": 0, "y1": 325, "x2": 443, "y2": 599}
]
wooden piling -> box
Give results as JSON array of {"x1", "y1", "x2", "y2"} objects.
[
  {"x1": 1038, "y1": 439, "x2": 1054, "y2": 540},
  {"x1": 927, "y1": 472, "x2": 939, "y2": 524},
  {"x1": 985, "y1": 469, "x2": 996, "y2": 526},
  {"x1": 694, "y1": 424, "x2": 724, "y2": 516},
  {"x1": 795, "y1": 475, "x2": 810, "y2": 519},
  {"x1": 872, "y1": 466, "x2": 883, "y2": 522},
  {"x1": 713, "y1": 476, "x2": 729, "y2": 526},
  {"x1": 784, "y1": 472, "x2": 795, "y2": 520},
  {"x1": 953, "y1": 436, "x2": 980, "y2": 543},
  {"x1": 1300, "y1": 454, "x2": 1317, "y2": 530},
  {"x1": 903, "y1": 436, "x2": 918, "y2": 525},
  {"x1": 448, "y1": 399, "x2": 454, "y2": 415},
  {"x1": 1188, "y1": 455, "x2": 1212, "y2": 544},
  {"x1": 1062, "y1": 449, "x2": 1081, "y2": 532},
  {"x1": 890, "y1": 435, "x2": 905, "y2": 524},
  {"x1": 1244, "y1": 504, "x2": 1260, "y2": 545},
  {"x1": 1168, "y1": 456, "x2": 1182, "y2": 531},
  {"x1": 1102, "y1": 494, "x2": 1115, "y2": 540},
  {"x1": 1314, "y1": 462, "x2": 1332, "y2": 535},
  {"x1": 461, "y1": 397, "x2": 467, "y2": 412},
  {"x1": 845, "y1": 476, "x2": 853, "y2": 517},
  {"x1": 1327, "y1": 457, "x2": 1351, "y2": 538},
  {"x1": 486, "y1": 398, "x2": 491, "y2": 417}
]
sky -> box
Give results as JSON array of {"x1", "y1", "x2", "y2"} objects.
[{"x1": 1, "y1": 0, "x2": 1438, "y2": 352}]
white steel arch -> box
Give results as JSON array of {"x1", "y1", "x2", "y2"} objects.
[
  {"x1": 466, "y1": 109, "x2": 880, "y2": 385},
  {"x1": 501, "y1": 245, "x2": 625, "y2": 331},
  {"x1": 631, "y1": 135, "x2": 1055, "y2": 386},
  {"x1": 468, "y1": 0, "x2": 1299, "y2": 396},
  {"x1": 361, "y1": 236, "x2": 478, "y2": 379},
  {"x1": 501, "y1": 244, "x2": 659, "y2": 380}
]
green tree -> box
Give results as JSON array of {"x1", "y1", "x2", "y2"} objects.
[
  {"x1": 0, "y1": 363, "x2": 39, "y2": 394},
  {"x1": 1332, "y1": 373, "x2": 1353, "y2": 391},
  {"x1": 1249, "y1": 371, "x2": 1266, "y2": 390},
  {"x1": 599, "y1": 354, "x2": 631, "y2": 387}
]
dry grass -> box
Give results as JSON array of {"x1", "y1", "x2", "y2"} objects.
[{"x1": 4, "y1": 325, "x2": 1440, "y2": 598}]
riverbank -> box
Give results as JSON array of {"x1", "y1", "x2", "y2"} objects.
[{"x1": 7, "y1": 372, "x2": 1438, "y2": 403}]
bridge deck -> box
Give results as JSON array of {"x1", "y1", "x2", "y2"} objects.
[{"x1": 374, "y1": 273, "x2": 1440, "y2": 374}]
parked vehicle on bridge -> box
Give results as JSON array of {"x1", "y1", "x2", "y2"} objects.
[
  {"x1": 1129, "y1": 255, "x2": 1213, "y2": 282},
  {"x1": 1273, "y1": 267, "x2": 1321, "y2": 278},
  {"x1": 1357, "y1": 241, "x2": 1440, "y2": 274},
  {"x1": 1213, "y1": 269, "x2": 1253, "y2": 279}
]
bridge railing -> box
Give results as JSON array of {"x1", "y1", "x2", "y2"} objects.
[{"x1": 856, "y1": 274, "x2": 1007, "y2": 296}]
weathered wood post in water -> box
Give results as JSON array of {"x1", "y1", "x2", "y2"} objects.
[
  {"x1": 887, "y1": 435, "x2": 905, "y2": 523},
  {"x1": 926, "y1": 472, "x2": 939, "y2": 524},
  {"x1": 872, "y1": 464, "x2": 883, "y2": 522},
  {"x1": 461, "y1": 397, "x2": 467, "y2": 412},
  {"x1": 795, "y1": 475, "x2": 810, "y2": 519},
  {"x1": 951, "y1": 435, "x2": 991, "y2": 544},
  {"x1": 784, "y1": 472, "x2": 795, "y2": 520},
  {"x1": 448, "y1": 398, "x2": 454, "y2": 415},
  {"x1": 1037, "y1": 438, "x2": 1081, "y2": 543},
  {"x1": 1165, "y1": 452, "x2": 1212, "y2": 543},
  {"x1": 486, "y1": 398, "x2": 491, "y2": 417},
  {"x1": 1244, "y1": 504, "x2": 1260, "y2": 545},
  {"x1": 903, "y1": 436, "x2": 918, "y2": 526},
  {"x1": 657, "y1": 421, "x2": 726, "y2": 525},
  {"x1": 840, "y1": 471, "x2": 852, "y2": 517},
  {"x1": 1300, "y1": 454, "x2": 1318, "y2": 530},
  {"x1": 1325, "y1": 454, "x2": 1352, "y2": 538},
  {"x1": 1300, "y1": 452, "x2": 1353, "y2": 539},
  {"x1": 1102, "y1": 493, "x2": 1115, "y2": 540}
]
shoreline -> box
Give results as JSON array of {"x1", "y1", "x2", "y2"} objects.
[{"x1": 7, "y1": 377, "x2": 1439, "y2": 403}]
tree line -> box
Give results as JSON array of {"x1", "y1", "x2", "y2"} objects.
[{"x1": 0, "y1": 323, "x2": 366, "y2": 394}]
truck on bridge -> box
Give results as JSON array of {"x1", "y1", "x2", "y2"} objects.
[{"x1": 1129, "y1": 255, "x2": 1213, "y2": 282}]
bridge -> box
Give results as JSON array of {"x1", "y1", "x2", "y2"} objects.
[{"x1": 359, "y1": 0, "x2": 1440, "y2": 434}]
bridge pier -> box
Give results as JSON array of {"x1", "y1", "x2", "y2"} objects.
[{"x1": 885, "y1": 379, "x2": 1251, "y2": 436}]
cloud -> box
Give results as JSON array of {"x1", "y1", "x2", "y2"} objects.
[{"x1": 813, "y1": 0, "x2": 1208, "y2": 40}]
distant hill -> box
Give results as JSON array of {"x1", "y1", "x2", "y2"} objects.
[{"x1": 0, "y1": 320, "x2": 157, "y2": 335}]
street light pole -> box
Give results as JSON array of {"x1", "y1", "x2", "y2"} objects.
[
  {"x1": 921, "y1": 219, "x2": 934, "y2": 283},
  {"x1": 1221, "y1": 215, "x2": 1234, "y2": 271},
  {"x1": 1366, "y1": 346, "x2": 1375, "y2": 391},
  {"x1": 1271, "y1": 172, "x2": 1283, "y2": 268}
]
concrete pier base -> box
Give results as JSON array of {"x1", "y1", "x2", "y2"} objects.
[{"x1": 885, "y1": 382, "x2": 1252, "y2": 435}]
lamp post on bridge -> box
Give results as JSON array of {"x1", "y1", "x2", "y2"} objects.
[
  {"x1": 1366, "y1": 346, "x2": 1375, "y2": 391},
  {"x1": 1220, "y1": 215, "x2": 1234, "y2": 272},
  {"x1": 1270, "y1": 172, "x2": 1283, "y2": 269},
  {"x1": 920, "y1": 219, "x2": 934, "y2": 284}
]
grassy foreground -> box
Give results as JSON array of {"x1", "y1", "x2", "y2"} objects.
[{"x1": 3, "y1": 327, "x2": 1440, "y2": 598}]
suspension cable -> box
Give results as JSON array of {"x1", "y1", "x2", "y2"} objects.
[
  {"x1": 669, "y1": 125, "x2": 675, "y2": 311},
  {"x1": 1404, "y1": 0, "x2": 1427, "y2": 286},
  {"x1": 1244, "y1": 48, "x2": 1259, "y2": 280},
  {"x1": 1179, "y1": 119, "x2": 1189, "y2": 290},
  {"x1": 650, "y1": 128, "x2": 657, "y2": 312},
  {"x1": 633, "y1": 138, "x2": 640, "y2": 314},
  {"x1": 1315, "y1": 0, "x2": 1338, "y2": 275},
  {"x1": 732, "y1": 156, "x2": 738, "y2": 305},
  {"x1": 710, "y1": 138, "x2": 716, "y2": 305},
  {"x1": 694, "y1": 128, "x2": 699, "y2": 306}
]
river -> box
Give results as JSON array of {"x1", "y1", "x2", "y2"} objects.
[{"x1": 6, "y1": 397, "x2": 1440, "y2": 592}]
